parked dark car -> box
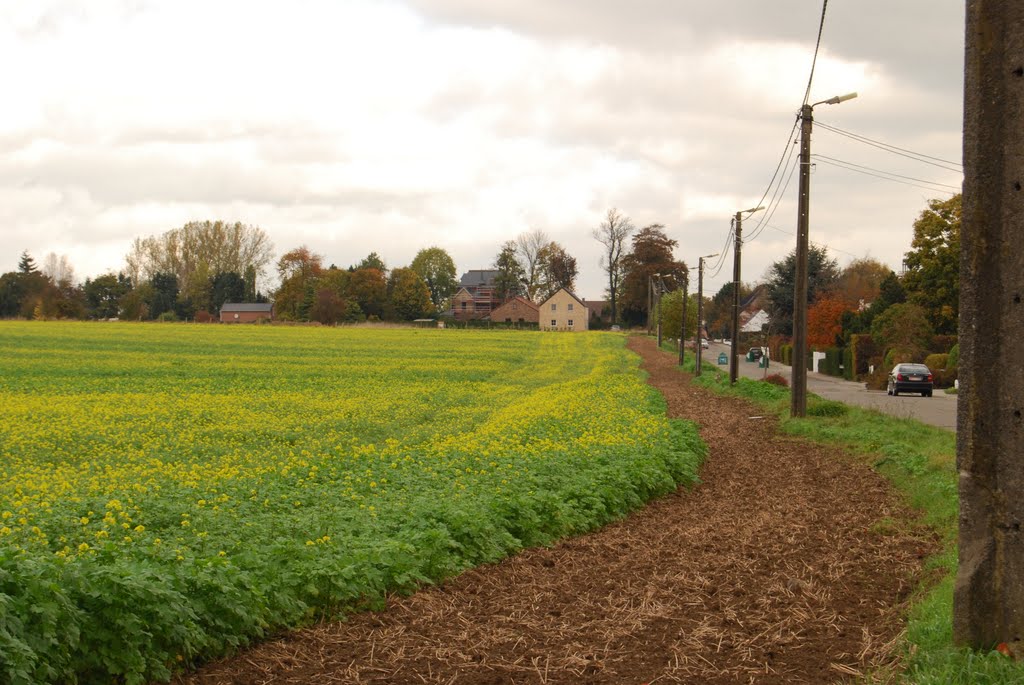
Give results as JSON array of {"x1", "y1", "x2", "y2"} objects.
[
  {"x1": 887, "y1": 363, "x2": 934, "y2": 397},
  {"x1": 748, "y1": 346, "x2": 763, "y2": 360}
]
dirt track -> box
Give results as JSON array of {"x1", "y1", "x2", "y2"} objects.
[{"x1": 178, "y1": 336, "x2": 932, "y2": 684}]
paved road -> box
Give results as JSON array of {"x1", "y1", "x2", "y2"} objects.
[{"x1": 701, "y1": 342, "x2": 957, "y2": 432}]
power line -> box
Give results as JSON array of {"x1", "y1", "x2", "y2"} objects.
[
  {"x1": 706, "y1": 220, "x2": 735, "y2": 280},
  {"x1": 816, "y1": 120, "x2": 963, "y2": 172},
  {"x1": 812, "y1": 155, "x2": 962, "y2": 193},
  {"x1": 802, "y1": 0, "x2": 830, "y2": 106},
  {"x1": 746, "y1": 137, "x2": 800, "y2": 243}
]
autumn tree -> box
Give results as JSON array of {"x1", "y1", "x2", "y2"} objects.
[
  {"x1": 592, "y1": 209, "x2": 634, "y2": 323},
  {"x1": 125, "y1": 220, "x2": 273, "y2": 291},
  {"x1": 349, "y1": 268, "x2": 387, "y2": 319},
  {"x1": 536, "y1": 242, "x2": 578, "y2": 300},
  {"x1": 274, "y1": 246, "x2": 324, "y2": 320},
  {"x1": 901, "y1": 194, "x2": 961, "y2": 334},
  {"x1": 410, "y1": 247, "x2": 457, "y2": 311},
  {"x1": 835, "y1": 257, "x2": 892, "y2": 309},
  {"x1": 352, "y1": 252, "x2": 387, "y2": 275},
  {"x1": 515, "y1": 229, "x2": 550, "y2": 301},
  {"x1": 871, "y1": 302, "x2": 934, "y2": 359},
  {"x1": 493, "y1": 241, "x2": 526, "y2": 301},
  {"x1": 765, "y1": 245, "x2": 840, "y2": 337},
  {"x1": 807, "y1": 296, "x2": 849, "y2": 348},
  {"x1": 388, "y1": 267, "x2": 434, "y2": 320},
  {"x1": 619, "y1": 224, "x2": 688, "y2": 327}
]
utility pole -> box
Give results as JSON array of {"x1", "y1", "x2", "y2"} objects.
[
  {"x1": 647, "y1": 275, "x2": 653, "y2": 334},
  {"x1": 695, "y1": 253, "x2": 717, "y2": 376},
  {"x1": 791, "y1": 91, "x2": 856, "y2": 417},
  {"x1": 729, "y1": 213, "x2": 742, "y2": 384},
  {"x1": 955, "y1": 0, "x2": 1024, "y2": 651},
  {"x1": 791, "y1": 103, "x2": 813, "y2": 417},
  {"x1": 655, "y1": 274, "x2": 663, "y2": 348},
  {"x1": 730, "y1": 208, "x2": 762, "y2": 384},
  {"x1": 678, "y1": 277, "x2": 688, "y2": 366}
]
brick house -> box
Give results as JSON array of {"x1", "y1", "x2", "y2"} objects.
[
  {"x1": 539, "y1": 288, "x2": 589, "y2": 331},
  {"x1": 451, "y1": 270, "x2": 501, "y2": 320},
  {"x1": 490, "y1": 296, "x2": 539, "y2": 324},
  {"x1": 219, "y1": 302, "x2": 273, "y2": 323}
]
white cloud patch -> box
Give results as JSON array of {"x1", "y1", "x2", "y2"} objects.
[{"x1": 0, "y1": 0, "x2": 963, "y2": 299}]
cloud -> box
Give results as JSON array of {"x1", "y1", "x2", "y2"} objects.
[{"x1": 0, "y1": 0, "x2": 964, "y2": 301}]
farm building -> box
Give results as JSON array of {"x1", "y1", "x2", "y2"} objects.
[
  {"x1": 539, "y1": 288, "x2": 589, "y2": 331},
  {"x1": 490, "y1": 296, "x2": 539, "y2": 324},
  {"x1": 219, "y1": 302, "x2": 273, "y2": 323}
]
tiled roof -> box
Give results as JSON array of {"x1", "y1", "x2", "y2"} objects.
[
  {"x1": 459, "y1": 270, "x2": 500, "y2": 287},
  {"x1": 220, "y1": 303, "x2": 273, "y2": 313}
]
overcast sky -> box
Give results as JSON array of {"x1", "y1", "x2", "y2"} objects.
[{"x1": 2, "y1": 0, "x2": 964, "y2": 299}]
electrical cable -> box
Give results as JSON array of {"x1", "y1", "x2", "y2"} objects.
[
  {"x1": 746, "y1": 134, "x2": 801, "y2": 243},
  {"x1": 815, "y1": 121, "x2": 962, "y2": 170},
  {"x1": 812, "y1": 156, "x2": 962, "y2": 193},
  {"x1": 802, "y1": 0, "x2": 829, "y2": 106},
  {"x1": 812, "y1": 154, "x2": 961, "y2": 190}
]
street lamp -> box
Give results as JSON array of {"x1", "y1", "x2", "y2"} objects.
[
  {"x1": 695, "y1": 252, "x2": 718, "y2": 376},
  {"x1": 792, "y1": 91, "x2": 858, "y2": 417},
  {"x1": 730, "y1": 206, "x2": 764, "y2": 384}
]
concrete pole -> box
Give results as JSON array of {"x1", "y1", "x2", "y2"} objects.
[
  {"x1": 655, "y1": 280, "x2": 663, "y2": 348},
  {"x1": 955, "y1": 0, "x2": 1024, "y2": 651},
  {"x1": 791, "y1": 103, "x2": 813, "y2": 418},
  {"x1": 729, "y1": 213, "x2": 742, "y2": 384},
  {"x1": 696, "y1": 258, "x2": 706, "y2": 375}
]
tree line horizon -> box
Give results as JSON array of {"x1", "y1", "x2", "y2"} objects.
[{"x1": 0, "y1": 197, "x2": 958, "y2": 344}]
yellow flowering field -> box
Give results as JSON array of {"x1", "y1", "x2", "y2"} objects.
[{"x1": 0, "y1": 321, "x2": 703, "y2": 684}]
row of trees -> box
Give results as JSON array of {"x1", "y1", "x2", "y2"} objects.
[{"x1": 727, "y1": 193, "x2": 962, "y2": 376}]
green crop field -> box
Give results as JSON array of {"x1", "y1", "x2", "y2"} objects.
[{"x1": 0, "y1": 322, "x2": 703, "y2": 684}]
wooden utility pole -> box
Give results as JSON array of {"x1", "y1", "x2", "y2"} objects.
[
  {"x1": 791, "y1": 102, "x2": 813, "y2": 418},
  {"x1": 955, "y1": 0, "x2": 1024, "y2": 651},
  {"x1": 678, "y1": 277, "x2": 688, "y2": 366},
  {"x1": 729, "y1": 214, "x2": 743, "y2": 384},
  {"x1": 696, "y1": 258, "x2": 706, "y2": 375}
]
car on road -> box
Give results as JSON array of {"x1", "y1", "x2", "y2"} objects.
[
  {"x1": 700, "y1": 338, "x2": 709, "y2": 349},
  {"x1": 887, "y1": 363, "x2": 934, "y2": 397},
  {"x1": 748, "y1": 346, "x2": 763, "y2": 360}
]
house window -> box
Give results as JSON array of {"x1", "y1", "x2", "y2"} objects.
[
  {"x1": 568, "y1": 319, "x2": 574, "y2": 327},
  {"x1": 568, "y1": 303, "x2": 574, "y2": 311},
  {"x1": 551, "y1": 319, "x2": 557, "y2": 327},
  {"x1": 461, "y1": 301, "x2": 467, "y2": 309},
  {"x1": 551, "y1": 303, "x2": 556, "y2": 311}
]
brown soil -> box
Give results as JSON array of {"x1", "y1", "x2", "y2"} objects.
[{"x1": 176, "y1": 336, "x2": 933, "y2": 685}]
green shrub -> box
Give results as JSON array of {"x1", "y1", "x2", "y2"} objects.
[
  {"x1": 807, "y1": 399, "x2": 848, "y2": 417},
  {"x1": 820, "y1": 347, "x2": 843, "y2": 377},
  {"x1": 156, "y1": 312, "x2": 178, "y2": 322},
  {"x1": 947, "y1": 344, "x2": 959, "y2": 369},
  {"x1": 924, "y1": 353, "x2": 949, "y2": 372},
  {"x1": 842, "y1": 346, "x2": 855, "y2": 381},
  {"x1": 864, "y1": 364, "x2": 889, "y2": 391},
  {"x1": 932, "y1": 367, "x2": 958, "y2": 389},
  {"x1": 780, "y1": 344, "x2": 792, "y2": 366},
  {"x1": 884, "y1": 347, "x2": 916, "y2": 369}
]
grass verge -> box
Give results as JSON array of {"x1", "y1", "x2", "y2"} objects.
[{"x1": 662, "y1": 342, "x2": 1021, "y2": 683}]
